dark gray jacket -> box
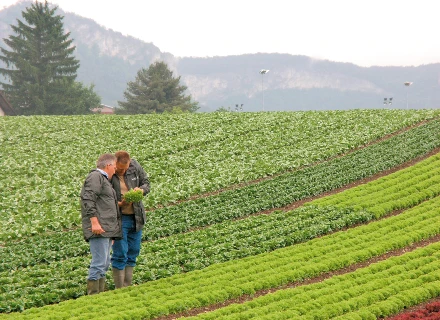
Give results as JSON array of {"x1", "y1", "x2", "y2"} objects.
[
  {"x1": 111, "y1": 159, "x2": 150, "y2": 232},
  {"x1": 81, "y1": 170, "x2": 122, "y2": 241}
]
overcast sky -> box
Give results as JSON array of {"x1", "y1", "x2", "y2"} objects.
[{"x1": 1, "y1": 0, "x2": 438, "y2": 67}]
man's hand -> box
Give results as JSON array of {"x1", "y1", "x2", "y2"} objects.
[
  {"x1": 90, "y1": 217, "x2": 105, "y2": 235},
  {"x1": 118, "y1": 199, "x2": 131, "y2": 206}
]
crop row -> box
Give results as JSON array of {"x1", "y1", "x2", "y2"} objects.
[
  {"x1": 1, "y1": 110, "x2": 439, "y2": 239},
  {"x1": 2, "y1": 118, "x2": 440, "y2": 269},
  {"x1": 0, "y1": 206, "x2": 373, "y2": 313},
  {"x1": 186, "y1": 243, "x2": 440, "y2": 319},
  {"x1": 309, "y1": 153, "x2": 440, "y2": 217},
  {"x1": 388, "y1": 300, "x2": 440, "y2": 320},
  {"x1": 2, "y1": 194, "x2": 439, "y2": 319},
  {"x1": 143, "y1": 110, "x2": 440, "y2": 207},
  {"x1": 145, "y1": 121, "x2": 440, "y2": 239},
  {"x1": 1, "y1": 151, "x2": 439, "y2": 312}
]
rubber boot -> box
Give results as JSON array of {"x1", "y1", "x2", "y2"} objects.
[
  {"x1": 124, "y1": 266, "x2": 134, "y2": 287},
  {"x1": 99, "y1": 277, "x2": 106, "y2": 292},
  {"x1": 112, "y1": 267, "x2": 125, "y2": 289},
  {"x1": 87, "y1": 279, "x2": 99, "y2": 295}
]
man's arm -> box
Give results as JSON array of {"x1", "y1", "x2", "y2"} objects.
[{"x1": 81, "y1": 172, "x2": 105, "y2": 233}]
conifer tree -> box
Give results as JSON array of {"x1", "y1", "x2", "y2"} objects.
[
  {"x1": 118, "y1": 61, "x2": 199, "y2": 114},
  {"x1": 0, "y1": 1, "x2": 83, "y2": 115}
]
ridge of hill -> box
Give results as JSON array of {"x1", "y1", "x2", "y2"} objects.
[{"x1": 1, "y1": 2, "x2": 440, "y2": 111}]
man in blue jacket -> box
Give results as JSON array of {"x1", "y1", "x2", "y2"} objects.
[
  {"x1": 111, "y1": 151, "x2": 150, "y2": 288},
  {"x1": 80, "y1": 153, "x2": 122, "y2": 295}
]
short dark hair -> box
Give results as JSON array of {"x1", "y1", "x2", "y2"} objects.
[
  {"x1": 96, "y1": 153, "x2": 116, "y2": 169},
  {"x1": 115, "y1": 150, "x2": 131, "y2": 165}
]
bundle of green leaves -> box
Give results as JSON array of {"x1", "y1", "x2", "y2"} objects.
[{"x1": 123, "y1": 189, "x2": 143, "y2": 203}]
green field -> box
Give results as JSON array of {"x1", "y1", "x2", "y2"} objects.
[{"x1": 1, "y1": 109, "x2": 440, "y2": 319}]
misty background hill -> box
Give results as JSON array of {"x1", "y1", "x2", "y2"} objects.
[{"x1": 1, "y1": 1, "x2": 439, "y2": 112}]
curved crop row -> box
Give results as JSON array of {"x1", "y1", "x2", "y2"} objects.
[
  {"x1": 145, "y1": 121, "x2": 440, "y2": 239},
  {"x1": 186, "y1": 243, "x2": 440, "y2": 320},
  {"x1": 309, "y1": 153, "x2": 440, "y2": 217},
  {"x1": 1, "y1": 195, "x2": 439, "y2": 319},
  {"x1": 144, "y1": 110, "x2": 440, "y2": 207},
  {"x1": 388, "y1": 301, "x2": 440, "y2": 320},
  {"x1": 1, "y1": 153, "x2": 439, "y2": 313},
  {"x1": 1, "y1": 110, "x2": 438, "y2": 239},
  {"x1": 2, "y1": 119, "x2": 440, "y2": 271},
  {"x1": 0, "y1": 206, "x2": 373, "y2": 313}
]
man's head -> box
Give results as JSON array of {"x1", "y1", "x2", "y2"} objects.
[
  {"x1": 115, "y1": 150, "x2": 131, "y2": 176},
  {"x1": 96, "y1": 153, "x2": 117, "y2": 179}
]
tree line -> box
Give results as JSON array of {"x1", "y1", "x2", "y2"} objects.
[{"x1": 0, "y1": 0, "x2": 198, "y2": 115}]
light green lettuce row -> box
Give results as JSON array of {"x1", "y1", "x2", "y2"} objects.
[
  {"x1": 309, "y1": 153, "x2": 440, "y2": 217},
  {"x1": 1, "y1": 195, "x2": 439, "y2": 320},
  {"x1": 187, "y1": 243, "x2": 440, "y2": 319},
  {"x1": 2, "y1": 148, "x2": 440, "y2": 313}
]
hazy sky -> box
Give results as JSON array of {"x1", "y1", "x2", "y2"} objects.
[{"x1": 1, "y1": 0, "x2": 438, "y2": 67}]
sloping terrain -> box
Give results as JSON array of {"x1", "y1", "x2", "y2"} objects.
[{"x1": 1, "y1": 109, "x2": 440, "y2": 319}]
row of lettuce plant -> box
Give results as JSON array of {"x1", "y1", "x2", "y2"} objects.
[
  {"x1": 2, "y1": 110, "x2": 439, "y2": 239},
  {"x1": 388, "y1": 300, "x2": 440, "y2": 320},
  {"x1": 186, "y1": 243, "x2": 440, "y2": 319},
  {"x1": 2, "y1": 118, "x2": 440, "y2": 270},
  {"x1": 0, "y1": 206, "x2": 373, "y2": 313},
  {"x1": 1, "y1": 150, "x2": 439, "y2": 312},
  {"x1": 141, "y1": 110, "x2": 440, "y2": 207},
  {"x1": 144, "y1": 120, "x2": 440, "y2": 239},
  {"x1": 309, "y1": 153, "x2": 440, "y2": 216},
  {"x1": 2, "y1": 194, "x2": 439, "y2": 319}
]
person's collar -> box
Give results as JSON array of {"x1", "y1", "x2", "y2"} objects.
[{"x1": 96, "y1": 168, "x2": 108, "y2": 179}]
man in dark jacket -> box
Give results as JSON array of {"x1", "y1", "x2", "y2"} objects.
[
  {"x1": 80, "y1": 153, "x2": 122, "y2": 295},
  {"x1": 111, "y1": 150, "x2": 150, "y2": 288}
]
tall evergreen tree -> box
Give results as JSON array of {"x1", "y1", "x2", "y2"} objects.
[
  {"x1": 0, "y1": 1, "x2": 81, "y2": 115},
  {"x1": 118, "y1": 61, "x2": 199, "y2": 114}
]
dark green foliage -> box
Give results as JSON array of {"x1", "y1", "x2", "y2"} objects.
[
  {"x1": 0, "y1": 1, "x2": 99, "y2": 115},
  {"x1": 117, "y1": 61, "x2": 199, "y2": 114},
  {"x1": 61, "y1": 82, "x2": 100, "y2": 115}
]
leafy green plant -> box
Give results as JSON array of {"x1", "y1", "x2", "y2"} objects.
[{"x1": 123, "y1": 189, "x2": 143, "y2": 203}]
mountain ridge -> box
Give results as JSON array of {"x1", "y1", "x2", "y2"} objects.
[{"x1": 1, "y1": 1, "x2": 439, "y2": 111}]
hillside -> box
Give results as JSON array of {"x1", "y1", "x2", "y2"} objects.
[
  {"x1": 1, "y1": 2, "x2": 440, "y2": 111},
  {"x1": 1, "y1": 109, "x2": 440, "y2": 319}
]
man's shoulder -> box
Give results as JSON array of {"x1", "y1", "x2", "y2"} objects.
[
  {"x1": 88, "y1": 169, "x2": 103, "y2": 177},
  {"x1": 130, "y1": 159, "x2": 140, "y2": 166},
  {"x1": 86, "y1": 170, "x2": 107, "y2": 182},
  {"x1": 129, "y1": 159, "x2": 143, "y2": 171}
]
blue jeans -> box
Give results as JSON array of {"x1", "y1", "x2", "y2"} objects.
[
  {"x1": 111, "y1": 214, "x2": 142, "y2": 270},
  {"x1": 88, "y1": 237, "x2": 112, "y2": 280}
]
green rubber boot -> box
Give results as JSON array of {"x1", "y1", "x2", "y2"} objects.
[{"x1": 112, "y1": 267, "x2": 125, "y2": 289}]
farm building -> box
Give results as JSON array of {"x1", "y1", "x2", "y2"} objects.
[{"x1": 92, "y1": 104, "x2": 115, "y2": 114}]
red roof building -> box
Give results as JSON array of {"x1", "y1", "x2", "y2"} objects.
[{"x1": 91, "y1": 104, "x2": 115, "y2": 114}]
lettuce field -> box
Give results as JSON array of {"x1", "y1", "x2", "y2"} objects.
[{"x1": 1, "y1": 109, "x2": 440, "y2": 319}]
